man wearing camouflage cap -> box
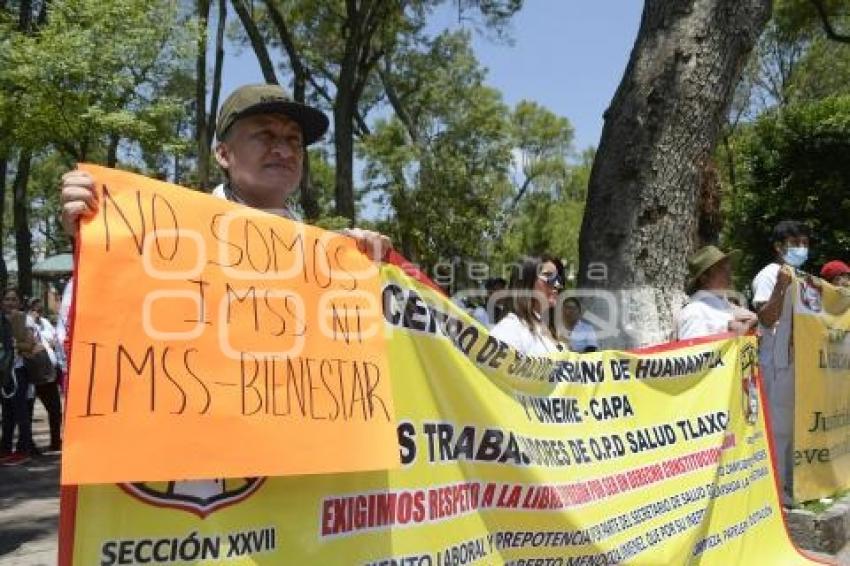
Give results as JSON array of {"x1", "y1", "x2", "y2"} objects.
[{"x1": 60, "y1": 84, "x2": 389, "y2": 257}]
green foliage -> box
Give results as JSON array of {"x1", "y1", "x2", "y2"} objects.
[
  {"x1": 360, "y1": 31, "x2": 514, "y2": 273},
  {"x1": 0, "y1": 0, "x2": 583, "y2": 287},
  {"x1": 787, "y1": 37, "x2": 850, "y2": 102},
  {"x1": 23, "y1": 152, "x2": 74, "y2": 255},
  {"x1": 360, "y1": 29, "x2": 581, "y2": 280},
  {"x1": 495, "y1": 148, "x2": 591, "y2": 281},
  {"x1": 0, "y1": 0, "x2": 194, "y2": 161},
  {"x1": 773, "y1": 0, "x2": 847, "y2": 39},
  {"x1": 723, "y1": 96, "x2": 850, "y2": 281},
  {"x1": 511, "y1": 99, "x2": 574, "y2": 192}
]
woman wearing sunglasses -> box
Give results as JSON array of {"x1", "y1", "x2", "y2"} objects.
[{"x1": 490, "y1": 254, "x2": 565, "y2": 355}]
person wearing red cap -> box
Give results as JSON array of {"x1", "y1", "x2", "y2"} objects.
[{"x1": 820, "y1": 260, "x2": 850, "y2": 287}]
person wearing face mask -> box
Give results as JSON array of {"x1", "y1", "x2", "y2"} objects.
[
  {"x1": 751, "y1": 219, "x2": 810, "y2": 506},
  {"x1": 490, "y1": 255, "x2": 565, "y2": 356}
]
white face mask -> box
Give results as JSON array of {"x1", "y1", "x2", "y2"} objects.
[{"x1": 783, "y1": 246, "x2": 809, "y2": 268}]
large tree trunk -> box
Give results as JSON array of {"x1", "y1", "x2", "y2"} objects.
[
  {"x1": 333, "y1": 75, "x2": 357, "y2": 223},
  {"x1": 292, "y1": 48, "x2": 318, "y2": 220},
  {"x1": 208, "y1": 0, "x2": 226, "y2": 138},
  {"x1": 106, "y1": 134, "x2": 119, "y2": 167},
  {"x1": 0, "y1": 154, "x2": 8, "y2": 290},
  {"x1": 331, "y1": 0, "x2": 393, "y2": 223},
  {"x1": 195, "y1": 0, "x2": 211, "y2": 190},
  {"x1": 578, "y1": 0, "x2": 771, "y2": 348},
  {"x1": 36, "y1": 0, "x2": 48, "y2": 27},
  {"x1": 18, "y1": 0, "x2": 32, "y2": 31},
  {"x1": 263, "y1": 0, "x2": 319, "y2": 219},
  {"x1": 13, "y1": 149, "x2": 33, "y2": 297}
]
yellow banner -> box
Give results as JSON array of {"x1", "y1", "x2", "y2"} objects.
[
  {"x1": 793, "y1": 277, "x2": 850, "y2": 502},
  {"x1": 60, "y1": 252, "x2": 816, "y2": 563}
]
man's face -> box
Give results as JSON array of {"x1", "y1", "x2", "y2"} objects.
[
  {"x1": 564, "y1": 301, "x2": 580, "y2": 325},
  {"x1": 704, "y1": 258, "x2": 732, "y2": 290},
  {"x1": 215, "y1": 114, "x2": 304, "y2": 209},
  {"x1": 776, "y1": 235, "x2": 810, "y2": 255}
]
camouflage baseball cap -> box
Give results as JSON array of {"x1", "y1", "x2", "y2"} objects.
[{"x1": 216, "y1": 84, "x2": 329, "y2": 145}]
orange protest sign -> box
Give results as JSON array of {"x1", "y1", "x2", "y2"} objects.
[{"x1": 61, "y1": 165, "x2": 397, "y2": 484}]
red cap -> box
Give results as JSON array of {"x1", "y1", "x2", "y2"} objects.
[{"x1": 820, "y1": 260, "x2": 850, "y2": 281}]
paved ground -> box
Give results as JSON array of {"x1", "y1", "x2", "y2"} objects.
[
  {"x1": 807, "y1": 546, "x2": 850, "y2": 565},
  {"x1": 2, "y1": 406, "x2": 850, "y2": 565},
  {"x1": 0, "y1": 405, "x2": 61, "y2": 566}
]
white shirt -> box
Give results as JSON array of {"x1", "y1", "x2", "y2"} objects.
[
  {"x1": 211, "y1": 184, "x2": 301, "y2": 221},
  {"x1": 490, "y1": 313, "x2": 562, "y2": 356},
  {"x1": 32, "y1": 316, "x2": 58, "y2": 367},
  {"x1": 752, "y1": 263, "x2": 793, "y2": 369},
  {"x1": 472, "y1": 306, "x2": 491, "y2": 328},
  {"x1": 674, "y1": 290, "x2": 734, "y2": 340},
  {"x1": 566, "y1": 319, "x2": 599, "y2": 352},
  {"x1": 56, "y1": 280, "x2": 73, "y2": 348}
]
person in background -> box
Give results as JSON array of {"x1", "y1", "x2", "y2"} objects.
[
  {"x1": 0, "y1": 288, "x2": 39, "y2": 465},
  {"x1": 820, "y1": 260, "x2": 850, "y2": 288},
  {"x1": 560, "y1": 297, "x2": 599, "y2": 353},
  {"x1": 0, "y1": 295, "x2": 14, "y2": 463},
  {"x1": 55, "y1": 279, "x2": 73, "y2": 393},
  {"x1": 674, "y1": 245, "x2": 757, "y2": 340},
  {"x1": 28, "y1": 299, "x2": 62, "y2": 452},
  {"x1": 490, "y1": 255, "x2": 564, "y2": 355},
  {"x1": 472, "y1": 277, "x2": 507, "y2": 328},
  {"x1": 752, "y1": 220, "x2": 810, "y2": 506}
]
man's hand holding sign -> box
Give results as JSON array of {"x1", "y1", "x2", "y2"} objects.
[
  {"x1": 62, "y1": 165, "x2": 397, "y2": 484},
  {"x1": 60, "y1": 84, "x2": 397, "y2": 485}
]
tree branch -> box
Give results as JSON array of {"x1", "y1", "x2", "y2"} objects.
[
  {"x1": 262, "y1": 0, "x2": 305, "y2": 78},
  {"x1": 305, "y1": 73, "x2": 335, "y2": 105},
  {"x1": 306, "y1": 73, "x2": 371, "y2": 137},
  {"x1": 354, "y1": 111, "x2": 371, "y2": 137},
  {"x1": 378, "y1": 61, "x2": 417, "y2": 142},
  {"x1": 810, "y1": 0, "x2": 850, "y2": 43},
  {"x1": 230, "y1": 0, "x2": 279, "y2": 83},
  {"x1": 207, "y1": 0, "x2": 227, "y2": 137},
  {"x1": 195, "y1": 0, "x2": 211, "y2": 147}
]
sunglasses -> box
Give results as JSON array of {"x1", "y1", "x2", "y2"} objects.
[{"x1": 537, "y1": 271, "x2": 563, "y2": 289}]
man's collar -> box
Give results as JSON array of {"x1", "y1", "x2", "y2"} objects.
[{"x1": 211, "y1": 183, "x2": 300, "y2": 221}]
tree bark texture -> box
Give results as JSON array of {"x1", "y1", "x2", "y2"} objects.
[
  {"x1": 13, "y1": 149, "x2": 33, "y2": 297},
  {"x1": 196, "y1": 0, "x2": 211, "y2": 190},
  {"x1": 263, "y1": 0, "x2": 319, "y2": 219},
  {"x1": 332, "y1": 0, "x2": 396, "y2": 223},
  {"x1": 578, "y1": 0, "x2": 771, "y2": 347},
  {"x1": 208, "y1": 0, "x2": 226, "y2": 138},
  {"x1": 334, "y1": 66, "x2": 357, "y2": 223},
  {"x1": 0, "y1": 154, "x2": 8, "y2": 290},
  {"x1": 18, "y1": 0, "x2": 32, "y2": 32},
  {"x1": 106, "y1": 134, "x2": 119, "y2": 167}
]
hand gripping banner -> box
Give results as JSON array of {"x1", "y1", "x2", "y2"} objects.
[{"x1": 59, "y1": 168, "x2": 821, "y2": 565}]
